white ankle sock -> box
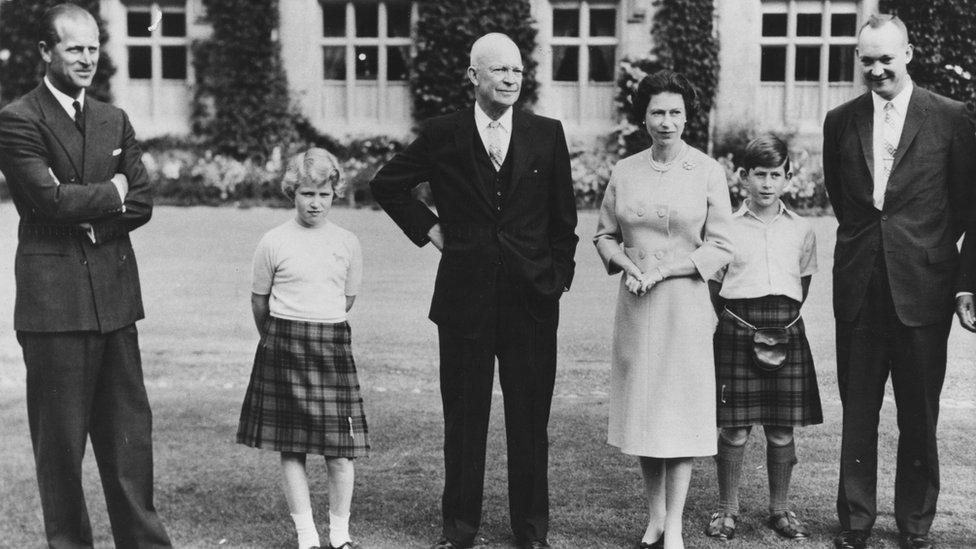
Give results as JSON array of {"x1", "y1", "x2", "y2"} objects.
[
  {"x1": 291, "y1": 510, "x2": 320, "y2": 549},
  {"x1": 328, "y1": 511, "x2": 351, "y2": 547}
]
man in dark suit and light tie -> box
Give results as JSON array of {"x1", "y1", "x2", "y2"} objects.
[
  {"x1": 370, "y1": 32, "x2": 578, "y2": 549},
  {"x1": 822, "y1": 14, "x2": 976, "y2": 549},
  {"x1": 0, "y1": 4, "x2": 172, "y2": 548}
]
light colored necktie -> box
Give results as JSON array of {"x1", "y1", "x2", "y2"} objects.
[
  {"x1": 877, "y1": 101, "x2": 897, "y2": 208},
  {"x1": 485, "y1": 120, "x2": 505, "y2": 171}
]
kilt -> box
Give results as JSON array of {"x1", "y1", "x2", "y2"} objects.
[
  {"x1": 237, "y1": 316, "x2": 370, "y2": 457},
  {"x1": 713, "y1": 295, "x2": 823, "y2": 428}
]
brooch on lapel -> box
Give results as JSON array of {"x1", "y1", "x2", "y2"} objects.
[{"x1": 682, "y1": 160, "x2": 696, "y2": 170}]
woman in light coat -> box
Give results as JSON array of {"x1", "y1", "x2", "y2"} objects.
[{"x1": 593, "y1": 70, "x2": 734, "y2": 549}]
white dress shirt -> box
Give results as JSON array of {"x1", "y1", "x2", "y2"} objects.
[
  {"x1": 871, "y1": 81, "x2": 913, "y2": 210},
  {"x1": 43, "y1": 75, "x2": 84, "y2": 118},
  {"x1": 474, "y1": 103, "x2": 512, "y2": 160}
]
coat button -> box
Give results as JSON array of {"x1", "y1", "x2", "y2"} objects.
[
  {"x1": 881, "y1": 215, "x2": 888, "y2": 221},
  {"x1": 636, "y1": 208, "x2": 645, "y2": 217},
  {"x1": 657, "y1": 208, "x2": 666, "y2": 217},
  {"x1": 638, "y1": 250, "x2": 646, "y2": 259},
  {"x1": 80, "y1": 258, "x2": 87, "y2": 265},
  {"x1": 655, "y1": 251, "x2": 664, "y2": 259}
]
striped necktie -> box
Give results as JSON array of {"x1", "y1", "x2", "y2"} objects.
[
  {"x1": 876, "y1": 101, "x2": 898, "y2": 209},
  {"x1": 485, "y1": 120, "x2": 505, "y2": 171}
]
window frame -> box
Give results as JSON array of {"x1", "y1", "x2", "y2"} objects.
[
  {"x1": 123, "y1": 2, "x2": 190, "y2": 82},
  {"x1": 549, "y1": 0, "x2": 620, "y2": 84},
  {"x1": 759, "y1": 0, "x2": 860, "y2": 125},
  {"x1": 320, "y1": 0, "x2": 417, "y2": 123}
]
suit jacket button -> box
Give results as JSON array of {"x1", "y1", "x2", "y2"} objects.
[
  {"x1": 655, "y1": 251, "x2": 664, "y2": 259},
  {"x1": 638, "y1": 251, "x2": 646, "y2": 259},
  {"x1": 881, "y1": 215, "x2": 888, "y2": 221},
  {"x1": 636, "y1": 208, "x2": 645, "y2": 217},
  {"x1": 657, "y1": 208, "x2": 666, "y2": 217},
  {"x1": 80, "y1": 258, "x2": 87, "y2": 265}
]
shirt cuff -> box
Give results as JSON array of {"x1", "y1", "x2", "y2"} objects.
[{"x1": 956, "y1": 291, "x2": 974, "y2": 298}]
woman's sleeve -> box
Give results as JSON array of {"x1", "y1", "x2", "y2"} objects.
[
  {"x1": 251, "y1": 233, "x2": 275, "y2": 296},
  {"x1": 593, "y1": 168, "x2": 625, "y2": 274},
  {"x1": 688, "y1": 161, "x2": 735, "y2": 280}
]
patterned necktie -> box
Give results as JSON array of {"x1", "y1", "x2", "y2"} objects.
[
  {"x1": 485, "y1": 120, "x2": 505, "y2": 171},
  {"x1": 72, "y1": 100, "x2": 85, "y2": 135},
  {"x1": 874, "y1": 101, "x2": 898, "y2": 209}
]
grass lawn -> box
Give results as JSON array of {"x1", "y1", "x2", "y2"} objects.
[{"x1": 0, "y1": 203, "x2": 974, "y2": 548}]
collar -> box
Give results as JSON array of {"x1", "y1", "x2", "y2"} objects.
[
  {"x1": 474, "y1": 103, "x2": 513, "y2": 132},
  {"x1": 44, "y1": 76, "x2": 85, "y2": 117},
  {"x1": 871, "y1": 80, "x2": 913, "y2": 117},
  {"x1": 736, "y1": 199, "x2": 792, "y2": 222}
]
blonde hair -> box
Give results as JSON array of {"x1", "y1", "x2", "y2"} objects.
[{"x1": 280, "y1": 148, "x2": 347, "y2": 198}]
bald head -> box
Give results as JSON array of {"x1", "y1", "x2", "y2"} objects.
[{"x1": 469, "y1": 33, "x2": 521, "y2": 68}]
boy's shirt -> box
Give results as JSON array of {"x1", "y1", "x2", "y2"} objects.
[{"x1": 714, "y1": 200, "x2": 817, "y2": 302}]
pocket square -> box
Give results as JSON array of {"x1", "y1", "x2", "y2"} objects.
[{"x1": 111, "y1": 148, "x2": 122, "y2": 156}]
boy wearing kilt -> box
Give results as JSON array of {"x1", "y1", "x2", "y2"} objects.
[
  {"x1": 237, "y1": 149, "x2": 369, "y2": 549},
  {"x1": 705, "y1": 135, "x2": 823, "y2": 541}
]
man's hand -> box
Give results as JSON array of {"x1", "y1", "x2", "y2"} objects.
[
  {"x1": 111, "y1": 173, "x2": 129, "y2": 200},
  {"x1": 955, "y1": 294, "x2": 976, "y2": 332},
  {"x1": 428, "y1": 223, "x2": 444, "y2": 251}
]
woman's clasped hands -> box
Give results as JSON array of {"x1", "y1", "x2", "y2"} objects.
[{"x1": 625, "y1": 266, "x2": 668, "y2": 296}]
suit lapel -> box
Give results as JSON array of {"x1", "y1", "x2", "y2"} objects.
[
  {"x1": 83, "y1": 100, "x2": 110, "y2": 184},
  {"x1": 454, "y1": 109, "x2": 495, "y2": 209},
  {"x1": 506, "y1": 109, "x2": 533, "y2": 199},
  {"x1": 35, "y1": 84, "x2": 84, "y2": 180},
  {"x1": 890, "y1": 87, "x2": 928, "y2": 175},
  {"x1": 853, "y1": 93, "x2": 875, "y2": 182}
]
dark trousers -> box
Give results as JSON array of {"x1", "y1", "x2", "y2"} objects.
[
  {"x1": 835, "y1": 255, "x2": 948, "y2": 535},
  {"x1": 437, "y1": 275, "x2": 558, "y2": 546},
  {"x1": 18, "y1": 325, "x2": 172, "y2": 549}
]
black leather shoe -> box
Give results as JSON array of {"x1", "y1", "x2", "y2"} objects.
[
  {"x1": 638, "y1": 532, "x2": 664, "y2": 548},
  {"x1": 899, "y1": 533, "x2": 935, "y2": 549},
  {"x1": 517, "y1": 540, "x2": 551, "y2": 549},
  {"x1": 834, "y1": 529, "x2": 870, "y2": 549}
]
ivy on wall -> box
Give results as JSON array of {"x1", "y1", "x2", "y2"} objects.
[
  {"x1": 0, "y1": 0, "x2": 116, "y2": 107},
  {"x1": 879, "y1": 0, "x2": 976, "y2": 108},
  {"x1": 410, "y1": 0, "x2": 539, "y2": 120},
  {"x1": 191, "y1": 0, "x2": 298, "y2": 161},
  {"x1": 649, "y1": 0, "x2": 719, "y2": 151}
]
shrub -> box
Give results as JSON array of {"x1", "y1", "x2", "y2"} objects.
[
  {"x1": 191, "y1": 0, "x2": 300, "y2": 161},
  {"x1": 650, "y1": 0, "x2": 720, "y2": 152},
  {"x1": 139, "y1": 135, "x2": 409, "y2": 208},
  {"x1": 570, "y1": 135, "x2": 619, "y2": 208},
  {"x1": 880, "y1": 0, "x2": 976, "y2": 108},
  {"x1": 411, "y1": 0, "x2": 539, "y2": 120},
  {"x1": 0, "y1": 0, "x2": 117, "y2": 107}
]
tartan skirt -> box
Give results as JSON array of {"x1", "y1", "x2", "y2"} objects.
[
  {"x1": 237, "y1": 317, "x2": 370, "y2": 457},
  {"x1": 713, "y1": 295, "x2": 823, "y2": 428}
]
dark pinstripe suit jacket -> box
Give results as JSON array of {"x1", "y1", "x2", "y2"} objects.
[{"x1": 0, "y1": 83, "x2": 151, "y2": 333}]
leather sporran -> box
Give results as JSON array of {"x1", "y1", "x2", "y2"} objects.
[
  {"x1": 752, "y1": 327, "x2": 789, "y2": 372},
  {"x1": 724, "y1": 308, "x2": 797, "y2": 373}
]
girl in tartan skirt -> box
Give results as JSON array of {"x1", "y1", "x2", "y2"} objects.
[
  {"x1": 237, "y1": 148, "x2": 369, "y2": 549},
  {"x1": 705, "y1": 135, "x2": 823, "y2": 542}
]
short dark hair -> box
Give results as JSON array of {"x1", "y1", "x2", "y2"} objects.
[
  {"x1": 740, "y1": 133, "x2": 791, "y2": 173},
  {"x1": 859, "y1": 13, "x2": 910, "y2": 43},
  {"x1": 38, "y1": 3, "x2": 95, "y2": 47},
  {"x1": 630, "y1": 70, "x2": 700, "y2": 121}
]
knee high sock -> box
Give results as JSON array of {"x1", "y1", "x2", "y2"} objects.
[
  {"x1": 767, "y1": 440, "x2": 797, "y2": 515},
  {"x1": 716, "y1": 436, "x2": 746, "y2": 514},
  {"x1": 291, "y1": 510, "x2": 321, "y2": 549}
]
